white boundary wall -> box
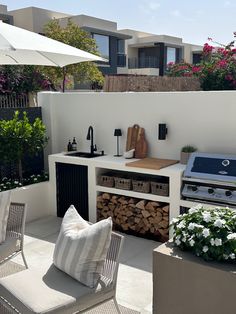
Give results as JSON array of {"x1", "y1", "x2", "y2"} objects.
[
  {"x1": 39, "y1": 91, "x2": 236, "y2": 161},
  {"x1": 10, "y1": 182, "x2": 52, "y2": 222}
]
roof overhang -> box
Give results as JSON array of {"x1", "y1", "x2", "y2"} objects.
[
  {"x1": 192, "y1": 50, "x2": 202, "y2": 53},
  {"x1": 81, "y1": 26, "x2": 132, "y2": 40},
  {"x1": 129, "y1": 41, "x2": 184, "y2": 48}
]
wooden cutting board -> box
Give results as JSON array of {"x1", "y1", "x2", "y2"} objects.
[
  {"x1": 135, "y1": 128, "x2": 148, "y2": 158},
  {"x1": 126, "y1": 158, "x2": 178, "y2": 170},
  {"x1": 126, "y1": 124, "x2": 143, "y2": 151}
]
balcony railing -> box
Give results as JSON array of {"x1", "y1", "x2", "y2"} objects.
[
  {"x1": 117, "y1": 54, "x2": 127, "y2": 67},
  {"x1": 128, "y1": 56, "x2": 158, "y2": 69}
]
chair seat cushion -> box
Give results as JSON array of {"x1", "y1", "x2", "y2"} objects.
[
  {"x1": 0, "y1": 191, "x2": 11, "y2": 244},
  {"x1": 0, "y1": 264, "x2": 113, "y2": 314},
  {"x1": 53, "y1": 205, "x2": 112, "y2": 288},
  {"x1": 0, "y1": 236, "x2": 20, "y2": 263}
]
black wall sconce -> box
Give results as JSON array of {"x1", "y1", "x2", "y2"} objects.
[
  {"x1": 158, "y1": 123, "x2": 168, "y2": 140},
  {"x1": 114, "y1": 128, "x2": 122, "y2": 156}
]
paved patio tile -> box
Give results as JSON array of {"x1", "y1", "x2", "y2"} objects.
[{"x1": 25, "y1": 216, "x2": 62, "y2": 238}]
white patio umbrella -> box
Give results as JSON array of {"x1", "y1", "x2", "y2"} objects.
[{"x1": 0, "y1": 21, "x2": 106, "y2": 66}]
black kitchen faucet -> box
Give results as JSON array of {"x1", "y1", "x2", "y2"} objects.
[{"x1": 86, "y1": 126, "x2": 97, "y2": 155}]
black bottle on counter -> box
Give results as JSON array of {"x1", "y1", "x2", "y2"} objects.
[
  {"x1": 67, "y1": 140, "x2": 73, "y2": 152},
  {"x1": 72, "y1": 137, "x2": 77, "y2": 151}
]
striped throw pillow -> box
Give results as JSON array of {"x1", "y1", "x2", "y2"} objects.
[
  {"x1": 53, "y1": 205, "x2": 112, "y2": 288},
  {"x1": 0, "y1": 191, "x2": 11, "y2": 244}
]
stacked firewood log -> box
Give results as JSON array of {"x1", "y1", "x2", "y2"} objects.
[{"x1": 97, "y1": 193, "x2": 169, "y2": 241}]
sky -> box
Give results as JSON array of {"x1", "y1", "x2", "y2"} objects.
[{"x1": 4, "y1": 0, "x2": 236, "y2": 46}]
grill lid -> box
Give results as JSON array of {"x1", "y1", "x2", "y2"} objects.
[{"x1": 184, "y1": 152, "x2": 236, "y2": 182}]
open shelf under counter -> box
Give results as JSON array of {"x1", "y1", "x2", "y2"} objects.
[{"x1": 96, "y1": 185, "x2": 170, "y2": 203}]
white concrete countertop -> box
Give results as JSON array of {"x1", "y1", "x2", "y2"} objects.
[{"x1": 49, "y1": 152, "x2": 185, "y2": 176}]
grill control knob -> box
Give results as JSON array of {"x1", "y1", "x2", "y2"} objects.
[
  {"x1": 191, "y1": 186, "x2": 198, "y2": 192},
  {"x1": 208, "y1": 188, "x2": 214, "y2": 194},
  {"x1": 225, "y1": 190, "x2": 232, "y2": 197}
]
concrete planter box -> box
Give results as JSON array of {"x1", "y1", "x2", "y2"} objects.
[
  {"x1": 180, "y1": 151, "x2": 192, "y2": 164},
  {"x1": 1, "y1": 181, "x2": 52, "y2": 222},
  {"x1": 153, "y1": 241, "x2": 236, "y2": 314}
]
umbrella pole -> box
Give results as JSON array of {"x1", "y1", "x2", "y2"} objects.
[{"x1": 62, "y1": 67, "x2": 66, "y2": 93}]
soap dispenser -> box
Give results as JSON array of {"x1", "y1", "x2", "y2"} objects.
[
  {"x1": 67, "y1": 140, "x2": 73, "y2": 152},
  {"x1": 72, "y1": 137, "x2": 77, "y2": 151}
]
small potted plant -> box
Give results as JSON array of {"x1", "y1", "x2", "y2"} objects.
[
  {"x1": 180, "y1": 145, "x2": 197, "y2": 164},
  {"x1": 171, "y1": 205, "x2": 236, "y2": 262}
]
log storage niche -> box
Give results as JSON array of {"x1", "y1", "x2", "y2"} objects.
[{"x1": 97, "y1": 192, "x2": 169, "y2": 242}]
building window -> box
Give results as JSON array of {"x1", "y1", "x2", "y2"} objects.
[
  {"x1": 117, "y1": 39, "x2": 125, "y2": 54},
  {"x1": 92, "y1": 33, "x2": 110, "y2": 60},
  {"x1": 192, "y1": 53, "x2": 202, "y2": 64},
  {"x1": 167, "y1": 47, "x2": 176, "y2": 64}
]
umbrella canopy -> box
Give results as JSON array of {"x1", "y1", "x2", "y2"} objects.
[{"x1": 0, "y1": 21, "x2": 106, "y2": 67}]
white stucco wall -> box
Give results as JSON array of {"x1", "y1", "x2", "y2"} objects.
[
  {"x1": 59, "y1": 15, "x2": 118, "y2": 32},
  {"x1": 0, "y1": 5, "x2": 8, "y2": 14},
  {"x1": 10, "y1": 7, "x2": 70, "y2": 33},
  {"x1": 39, "y1": 91, "x2": 236, "y2": 162},
  {"x1": 183, "y1": 43, "x2": 203, "y2": 63},
  {"x1": 128, "y1": 68, "x2": 159, "y2": 76},
  {"x1": 10, "y1": 182, "x2": 52, "y2": 222}
]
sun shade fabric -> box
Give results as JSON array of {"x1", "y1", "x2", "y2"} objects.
[
  {"x1": 53, "y1": 205, "x2": 112, "y2": 288},
  {"x1": 0, "y1": 21, "x2": 106, "y2": 67},
  {"x1": 0, "y1": 191, "x2": 11, "y2": 244}
]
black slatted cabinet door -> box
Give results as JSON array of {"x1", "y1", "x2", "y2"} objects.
[{"x1": 56, "y1": 162, "x2": 88, "y2": 219}]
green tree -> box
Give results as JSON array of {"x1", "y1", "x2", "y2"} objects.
[
  {"x1": 0, "y1": 111, "x2": 48, "y2": 181},
  {"x1": 42, "y1": 19, "x2": 104, "y2": 91}
]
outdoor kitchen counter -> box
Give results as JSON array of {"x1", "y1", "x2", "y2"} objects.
[
  {"x1": 48, "y1": 153, "x2": 186, "y2": 230},
  {"x1": 49, "y1": 152, "x2": 185, "y2": 175}
]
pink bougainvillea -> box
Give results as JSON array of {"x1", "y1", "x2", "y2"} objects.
[
  {"x1": 167, "y1": 32, "x2": 236, "y2": 90},
  {"x1": 203, "y1": 43, "x2": 214, "y2": 54},
  {"x1": 192, "y1": 66, "x2": 202, "y2": 73},
  {"x1": 218, "y1": 60, "x2": 227, "y2": 68}
]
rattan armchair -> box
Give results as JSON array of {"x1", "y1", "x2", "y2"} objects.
[
  {"x1": 0, "y1": 231, "x2": 124, "y2": 314},
  {"x1": 0, "y1": 202, "x2": 28, "y2": 269}
]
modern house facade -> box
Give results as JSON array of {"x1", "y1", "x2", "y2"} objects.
[
  {"x1": 1, "y1": 5, "x2": 202, "y2": 77},
  {"x1": 7, "y1": 6, "x2": 131, "y2": 76},
  {"x1": 117, "y1": 29, "x2": 202, "y2": 76},
  {"x1": 57, "y1": 14, "x2": 131, "y2": 76}
]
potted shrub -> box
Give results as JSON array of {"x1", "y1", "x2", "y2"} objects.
[
  {"x1": 171, "y1": 205, "x2": 236, "y2": 262},
  {"x1": 180, "y1": 145, "x2": 197, "y2": 164},
  {"x1": 153, "y1": 206, "x2": 236, "y2": 314},
  {"x1": 0, "y1": 111, "x2": 48, "y2": 182}
]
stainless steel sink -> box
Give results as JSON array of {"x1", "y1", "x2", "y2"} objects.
[{"x1": 65, "y1": 151, "x2": 104, "y2": 158}]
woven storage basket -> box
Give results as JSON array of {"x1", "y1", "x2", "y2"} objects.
[
  {"x1": 132, "y1": 179, "x2": 150, "y2": 193},
  {"x1": 98, "y1": 174, "x2": 114, "y2": 187},
  {"x1": 114, "y1": 177, "x2": 132, "y2": 190},
  {"x1": 151, "y1": 182, "x2": 169, "y2": 196}
]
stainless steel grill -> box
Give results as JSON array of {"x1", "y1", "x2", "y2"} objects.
[{"x1": 182, "y1": 152, "x2": 236, "y2": 207}]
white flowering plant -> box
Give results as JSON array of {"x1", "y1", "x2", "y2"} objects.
[
  {"x1": 171, "y1": 205, "x2": 236, "y2": 262},
  {"x1": 0, "y1": 173, "x2": 49, "y2": 192}
]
